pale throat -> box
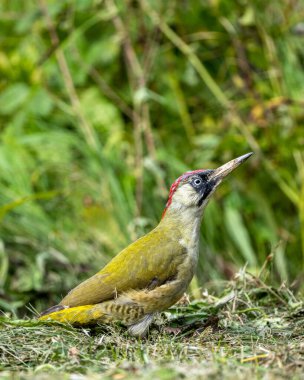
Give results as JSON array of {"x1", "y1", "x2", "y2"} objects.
[
  {"x1": 162, "y1": 203, "x2": 204, "y2": 246},
  {"x1": 160, "y1": 184, "x2": 209, "y2": 250}
]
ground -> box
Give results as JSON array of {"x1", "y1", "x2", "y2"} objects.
[{"x1": 1, "y1": 272, "x2": 304, "y2": 380}]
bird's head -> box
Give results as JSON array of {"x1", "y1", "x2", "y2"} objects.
[{"x1": 162, "y1": 153, "x2": 253, "y2": 219}]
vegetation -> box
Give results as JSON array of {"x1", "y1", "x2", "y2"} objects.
[
  {"x1": 0, "y1": 0, "x2": 304, "y2": 378},
  {"x1": 1, "y1": 272, "x2": 304, "y2": 379}
]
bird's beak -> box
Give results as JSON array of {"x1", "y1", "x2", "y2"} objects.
[{"x1": 209, "y1": 152, "x2": 253, "y2": 182}]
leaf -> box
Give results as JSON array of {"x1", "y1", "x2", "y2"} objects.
[
  {"x1": 80, "y1": 88, "x2": 123, "y2": 131},
  {"x1": 224, "y1": 204, "x2": 257, "y2": 267},
  {"x1": 0, "y1": 83, "x2": 30, "y2": 115},
  {"x1": 14, "y1": 10, "x2": 39, "y2": 34},
  {"x1": 0, "y1": 191, "x2": 58, "y2": 220},
  {"x1": 0, "y1": 240, "x2": 8, "y2": 288},
  {"x1": 27, "y1": 88, "x2": 53, "y2": 117},
  {"x1": 239, "y1": 7, "x2": 255, "y2": 26}
]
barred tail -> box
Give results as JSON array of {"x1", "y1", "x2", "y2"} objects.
[
  {"x1": 39, "y1": 299, "x2": 146, "y2": 326},
  {"x1": 39, "y1": 293, "x2": 157, "y2": 336}
]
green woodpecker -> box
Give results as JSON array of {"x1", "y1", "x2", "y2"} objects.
[{"x1": 40, "y1": 153, "x2": 253, "y2": 336}]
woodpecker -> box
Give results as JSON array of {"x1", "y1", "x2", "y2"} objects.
[{"x1": 40, "y1": 153, "x2": 253, "y2": 336}]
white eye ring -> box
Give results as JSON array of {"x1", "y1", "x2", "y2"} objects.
[{"x1": 193, "y1": 178, "x2": 202, "y2": 187}]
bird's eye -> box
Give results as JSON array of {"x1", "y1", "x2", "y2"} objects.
[{"x1": 192, "y1": 178, "x2": 202, "y2": 187}]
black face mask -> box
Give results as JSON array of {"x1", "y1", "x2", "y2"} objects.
[{"x1": 189, "y1": 170, "x2": 216, "y2": 208}]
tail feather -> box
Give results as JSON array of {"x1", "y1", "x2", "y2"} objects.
[
  {"x1": 38, "y1": 300, "x2": 146, "y2": 328},
  {"x1": 39, "y1": 304, "x2": 68, "y2": 317},
  {"x1": 39, "y1": 304, "x2": 113, "y2": 325},
  {"x1": 39, "y1": 290, "x2": 158, "y2": 335}
]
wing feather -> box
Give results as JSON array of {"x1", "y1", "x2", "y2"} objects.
[{"x1": 60, "y1": 226, "x2": 186, "y2": 307}]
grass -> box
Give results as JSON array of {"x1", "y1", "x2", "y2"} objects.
[{"x1": 1, "y1": 270, "x2": 304, "y2": 379}]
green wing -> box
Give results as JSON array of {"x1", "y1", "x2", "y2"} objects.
[{"x1": 60, "y1": 225, "x2": 187, "y2": 307}]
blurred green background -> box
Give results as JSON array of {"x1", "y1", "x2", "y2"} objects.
[{"x1": 0, "y1": 0, "x2": 304, "y2": 316}]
